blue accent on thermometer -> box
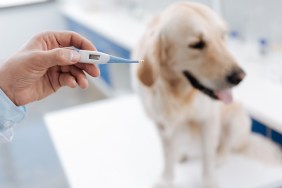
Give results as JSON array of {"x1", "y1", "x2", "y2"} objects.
[{"x1": 65, "y1": 47, "x2": 143, "y2": 64}]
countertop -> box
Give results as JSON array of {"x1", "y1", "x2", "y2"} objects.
[{"x1": 44, "y1": 95, "x2": 282, "y2": 188}]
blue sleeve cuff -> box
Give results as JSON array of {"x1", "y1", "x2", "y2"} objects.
[{"x1": 0, "y1": 89, "x2": 26, "y2": 142}]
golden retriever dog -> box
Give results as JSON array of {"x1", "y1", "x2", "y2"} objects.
[{"x1": 132, "y1": 2, "x2": 282, "y2": 188}]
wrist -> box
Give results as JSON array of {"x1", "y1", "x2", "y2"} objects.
[
  {"x1": 0, "y1": 85, "x2": 17, "y2": 106},
  {"x1": 0, "y1": 66, "x2": 17, "y2": 106}
]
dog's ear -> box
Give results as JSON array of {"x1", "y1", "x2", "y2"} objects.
[
  {"x1": 137, "y1": 16, "x2": 168, "y2": 87},
  {"x1": 137, "y1": 57, "x2": 156, "y2": 87}
]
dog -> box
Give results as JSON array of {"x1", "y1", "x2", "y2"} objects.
[{"x1": 132, "y1": 2, "x2": 282, "y2": 188}]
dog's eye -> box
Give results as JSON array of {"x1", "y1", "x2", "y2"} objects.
[{"x1": 189, "y1": 41, "x2": 206, "y2": 50}]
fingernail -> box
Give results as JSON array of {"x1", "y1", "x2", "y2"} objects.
[
  {"x1": 94, "y1": 65, "x2": 100, "y2": 76},
  {"x1": 96, "y1": 67, "x2": 100, "y2": 76},
  {"x1": 70, "y1": 51, "x2": 81, "y2": 62},
  {"x1": 81, "y1": 79, "x2": 88, "y2": 89},
  {"x1": 72, "y1": 79, "x2": 77, "y2": 87}
]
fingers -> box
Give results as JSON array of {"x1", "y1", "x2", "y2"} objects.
[
  {"x1": 38, "y1": 31, "x2": 96, "y2": 51},
  {"x1": 48, "y1": 65, "x2": 90, "y2": 90},
  {"x1": 58, "y1": 63, "x2": 99, "y2": 88},
  {"x1": 58, "y1": 31, "x2": 96, "y2": 50},
  {"x1": 75, "y1": 63, "x2": 100, "y2": 77},
  {"x1": 40, "y1": 48, "x2": 81, "y2": 68},
  {"x1": 61, "y1": 65, "x2": 89, "y2": 89},
  {"x1": 27, "y1": 31, "x2": 101, "y2": 77},
  {"x1": 59, "y1": 73, "x2": 77, "y2": 88},
  {"x1": 37, "y1": 47, "x2": 101, "y2": 78},
  {"x1": 59, "y1": 64, "x2": 101, "y2": 89}
]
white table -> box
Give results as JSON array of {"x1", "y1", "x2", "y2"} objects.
[
  {"x1": 234, "y1": 73, "x2": 282, "y2": 133},
  {"x1": 44, "y1": 95, "x2": 282, "y2": 188}
]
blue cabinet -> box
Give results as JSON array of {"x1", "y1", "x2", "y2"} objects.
[{"x1": 252, "y1": 119, "x2": 282, "y2": 145}]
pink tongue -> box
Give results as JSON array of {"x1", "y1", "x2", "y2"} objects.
[{"x1": 215, "y1": 89, "x2": 233, "y2": 104}]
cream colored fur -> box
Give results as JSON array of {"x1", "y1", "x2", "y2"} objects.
[{"x1": 132, "y1": 2, "x2": 282, "y2": 188}]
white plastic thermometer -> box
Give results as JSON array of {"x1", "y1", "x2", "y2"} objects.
[{"x1": 65, "y1": 47, "x2": 143, "y2": 64}]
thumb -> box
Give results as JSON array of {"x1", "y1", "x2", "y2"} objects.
[{"x1": 42, "y1": 48, "x2": 81, "y2": 68}]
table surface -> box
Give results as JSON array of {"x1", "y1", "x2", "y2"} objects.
[{"x1": 44, "y1": 95, "x2": 282, "y2": 188}]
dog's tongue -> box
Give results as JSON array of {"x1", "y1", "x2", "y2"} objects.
[{"x1": 215, "y1": 89, "x2": 233, "y2": 104}]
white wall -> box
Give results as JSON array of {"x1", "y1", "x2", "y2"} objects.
[
  {"x1": 1, "y1": 0, "x2": 280, "y2": 60},
  {"x1": 135, "y1": 0, "x2": 282, "y2": 43},
  {"x1": 0, "y1": 1, "x2": 66, "y2": 60},
  {"x1": 222, "y1": 0, "x2": 282, "y2": 43}
]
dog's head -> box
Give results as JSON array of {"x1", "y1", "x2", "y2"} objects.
[{"x1": 136, "y1": 2, "x2": 245, "y2": 104}]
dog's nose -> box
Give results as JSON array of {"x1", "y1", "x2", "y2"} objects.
[{"x1": 226, "y1": 69, "x2": 246, "y2": 85}]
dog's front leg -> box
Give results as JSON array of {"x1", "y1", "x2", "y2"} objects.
[
  {"x1": 201, "y1": 119, "x2": 220, "y2": 188},
  {"x1": 155, "y1": 124, "x2": 175, "y2": 188}
]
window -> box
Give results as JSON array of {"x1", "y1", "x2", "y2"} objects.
[{"x1": 0, "y1": 0, "x2": 53, "y2": 8}]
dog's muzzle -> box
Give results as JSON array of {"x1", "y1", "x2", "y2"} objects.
[{"x1": 183, "y1": 71, "x2": 218, "y2": 100}]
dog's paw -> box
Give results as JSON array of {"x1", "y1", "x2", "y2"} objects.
[
  {"x1": 154, "y1": 179, "x2": 174, "y2": 188},
  {"x1": 216, "y1": 155, "x2": 229, "y2": 167},
  {"x1": 202, "y1": 178, "x2": 219, "y2": 188}
]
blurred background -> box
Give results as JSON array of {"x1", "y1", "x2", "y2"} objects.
[{"x1": 0, "y1": 0, "x2": 282, "y2": 187}]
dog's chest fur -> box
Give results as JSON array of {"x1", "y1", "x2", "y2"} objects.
[
  {"x1": 140, "y1": 76, "x2": 217, "y2": 123},
  {"x1": 138, "y1": 77, "x2": 221, "y2": 158}
]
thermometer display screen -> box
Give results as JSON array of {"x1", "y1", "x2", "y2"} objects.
[{"x1": 89, "y1": 54, "x2": 100, "y2": 60}]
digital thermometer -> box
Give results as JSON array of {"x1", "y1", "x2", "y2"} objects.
[{"x1": 66, "y1": 47, "x2": 143, "y2": 64}]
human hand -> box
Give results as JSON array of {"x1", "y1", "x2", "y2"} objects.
[{"x1": 0, "y1": 31, "x2": 100, "y2": 106}]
